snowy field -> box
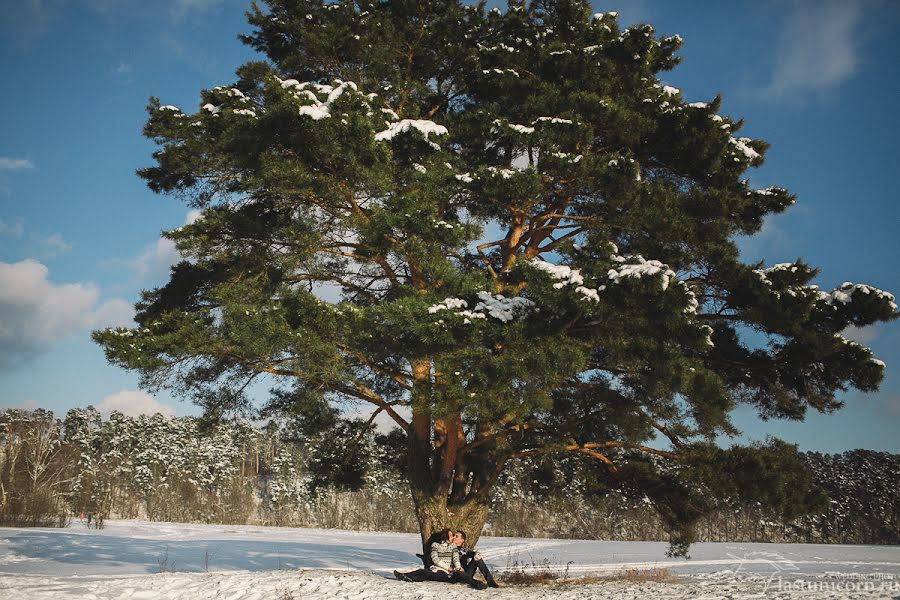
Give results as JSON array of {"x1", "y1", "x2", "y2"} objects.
[{"x1": 0, "y1": 520, "x2": 898, "y2": 599}]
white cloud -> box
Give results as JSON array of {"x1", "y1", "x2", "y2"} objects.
[
  {"x1": 0, "y1": 259, "x2": 133, "y2": 368},
  {"x1": 0, "y1": 157, "x2": 35, "y2": 170},
  {"x1": 0, "y1": 259, "x2": 98, "y2": 344},
  {"x1": 96, "y1": 389, "x2": 176, "y2": 418},
  {"x1": 763, "y1": 1, "x2": 863, "y2": 100}
]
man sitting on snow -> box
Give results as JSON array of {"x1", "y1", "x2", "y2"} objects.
[{"x1": 454, "y1": 529, "x2": 499, "y2": 588}]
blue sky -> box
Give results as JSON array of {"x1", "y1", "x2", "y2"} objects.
[{"x1": 1, "y1": 0, "x2": 898, "y2": 452}]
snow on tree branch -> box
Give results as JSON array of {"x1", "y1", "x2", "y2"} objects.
[
  {"x1": 427, "y1": 292, "x2": 536, "y2": 323},
  {"x1": 374, "y1": 119, "x2": 449, "y2": 143}
]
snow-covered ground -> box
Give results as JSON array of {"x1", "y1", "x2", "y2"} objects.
[{"x1": 0, "y1": 520, "x2": 898, "y2": 599}]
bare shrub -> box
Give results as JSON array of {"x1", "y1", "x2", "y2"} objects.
[{"x1": 0, "y1": 409, "x2": 73, "y2": 528}]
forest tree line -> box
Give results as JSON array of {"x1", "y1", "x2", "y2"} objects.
[{"x1": 1, "y1": 407, "x2": 896, "y2": 545}]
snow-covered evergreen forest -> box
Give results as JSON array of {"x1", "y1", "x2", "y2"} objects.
[{"x1": 1, "y1": 407, "x2": 896, "y2": 545}]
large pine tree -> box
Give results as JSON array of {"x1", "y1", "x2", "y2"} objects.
[{"x1": 95, "y1": 0, "x2": 896, "y2": 553}]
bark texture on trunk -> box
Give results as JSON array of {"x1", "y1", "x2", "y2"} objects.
[{"x1": 410, "y1": 487, "x2": 492, "y2": 548}]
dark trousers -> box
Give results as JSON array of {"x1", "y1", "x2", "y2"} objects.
[
  {"x1": 464, "y1": 558, "x2": 497, "y2": 586},
  {"x1": 403, "y1": 568, "x2": 483, "y2": 588}
]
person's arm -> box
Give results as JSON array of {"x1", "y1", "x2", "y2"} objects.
[{"x1": 451, "y1": 547, "x2": 462, "y2": 571}]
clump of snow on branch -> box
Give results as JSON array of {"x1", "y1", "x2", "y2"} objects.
[
  {"x1": 374, "y1": 119, "x2": 448, "y2": 143},
  {"x1": 482, "y1": 68, "x2": 520, "y2": 77},
  {"x1": 750, "y1": 186, "x2": 783, "y2": 196},
  {"x1": 197, "y1": 86, "x2": 258, "y2": 118},
  {"x1": 818, "y1": 282, "x2": 898, "y2": 310},
  {"x1": 530, "y1": 259, "x2": 604, "y2": 303},
  {"x1": 428, "y1": 298, "x2": 468, "y2": 314},
  {"x1": 532, "y1": 260, "x2": 584, "y2": 288},
  {"x1": 277, "y1": 77, "x2": 359, "y2": 121},
  {"x1": 752, "y1": 262, "x2": 797, "y2": 285},
  {"x1": 486, "y1": 166, "x2": 518, "y2": 179},
  {"x1": 428, "y1": 292, "x2": 536, "y2": 323},
  {"x1": 534, "y1": 116, "x2": 574, "y2": 125},
  {"x1": 606, "y1": 254, "x2": 700, "y2": 315},
  {"x1": 660, "y1": 85, "x2": 679, "y2": 97},
  {"x1": 729, "y1": 136, "x2": 760, "y2": 161},
  {"x1": 473, "y1": 292, "x2": 536, "y2": 321},
  {"x1": 492, "y1": 119, "x2": 535, "y2": 135},
  {"x1": 753, "y1": 263, "x2": 897, "y2": 311},
  {"x1": 214, "y1": 86, "x2": 251, "y2": 102},
  {"x1": 608, "y1": 255, "x2": 679, "y2": 290}
]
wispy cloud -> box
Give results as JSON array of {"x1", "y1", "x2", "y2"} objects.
[
  {"x1": 762, "y1": 1, "x2": 863, "y2": 101},
  {"x1": 35, "y1": 232, "x2": 72, "y2": 256},
  {"x1": 1, "y1": 219, "x2": 72, "y2": 258},
  {"x1": 111, "y1": 59, "x2": 135, "y2": 86},
  {"x1": 0, "y1": 157, "x2": 35, "y2": 171},
  {"x1": 169, "y1": 0, "x2": 224, "y2": 21},
  {"x1": 0, "y1": 219, "x2": 25, "y2": 238}
]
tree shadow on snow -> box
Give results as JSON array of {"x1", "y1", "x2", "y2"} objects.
[{"x1": 1, "y1": 529, "x2": 415, "y2": 575}]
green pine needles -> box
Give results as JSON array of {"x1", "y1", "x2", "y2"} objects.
[{"x1": 93, "y1": 0, "x2": 896, "y2": 555}]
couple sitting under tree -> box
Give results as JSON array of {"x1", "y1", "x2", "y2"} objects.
[{"x1": 394, "y1": 528, "x2": 499, "y2": 589}]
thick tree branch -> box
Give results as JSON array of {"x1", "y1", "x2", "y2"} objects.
[{"x1": 339, "y1": 345, "x2": 413, "y2": 390}]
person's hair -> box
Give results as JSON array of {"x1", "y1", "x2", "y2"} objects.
[
  {"x1": 455, "y1": 529, "x2": 467, "y2": 541},
  {"x1": 438, "y1": 528, "x2": 452, "y2": 542}
]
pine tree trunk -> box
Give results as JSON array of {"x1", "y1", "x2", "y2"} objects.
[{"x1": 407, "y1": 357, "x2": 500, "y2": 549}]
